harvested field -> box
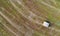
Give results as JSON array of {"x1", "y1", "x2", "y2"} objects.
[{"x1": 0, "y1": 0, "x2": 60, "y2": 36}]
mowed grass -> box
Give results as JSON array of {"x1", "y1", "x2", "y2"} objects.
[
  {"x1": 36, "y1": 0, "x2": 60, "y2": 27},
  {"x1": 0, "y1": 0, "x2": 60, "y2": 36},
  {"x1": 0, "y1": 16, "x2": 15, "y2": 36}
]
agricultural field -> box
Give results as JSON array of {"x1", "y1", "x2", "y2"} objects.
[{"x1": 0, "y1": 0, "x2": 60, "y2": 36}]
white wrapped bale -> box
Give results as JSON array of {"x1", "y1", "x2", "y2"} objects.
[{"x1": 43, "y1": 21, "x2": 50, "y2": 27}]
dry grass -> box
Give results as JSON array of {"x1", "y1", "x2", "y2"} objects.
[{"x1": 0, "y1": 0, "x2": 60, "y2": 36}]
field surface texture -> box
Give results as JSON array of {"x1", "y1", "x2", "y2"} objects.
[{"x1": 0, "y1": 0, "x2": 60, "y2": 36}]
